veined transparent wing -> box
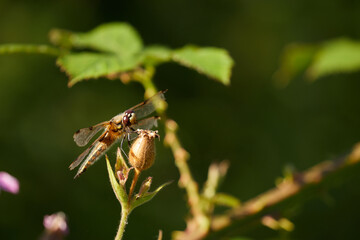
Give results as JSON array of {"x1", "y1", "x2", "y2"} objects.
[
  {"x1": 133, "y1": 116, "x2": 159, "y2": 129},
  {"x1": 69, "y1": 137, "x2": 99, "y2": 170},
  {"x1": 73, "y1": 121, "x2": 108, "y2": 147},
  {"x1": 130, "y1": 90, "x2": 167, "y2": 120},
  {"x1": 129, "y1": 116, "x2": 160, "y2": 141},
  {"x1": 73, "y1": 141, "x2": 110, "y2": 178},
  {"x1": 70, "y1": 131, "x2": 116, "y2": 178}
]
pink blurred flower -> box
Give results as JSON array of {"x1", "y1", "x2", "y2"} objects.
[
  {"x1": 41, "y1": 212, "x2": 69, "y2": 240},
  {"x1": 0, "y1": 171, "x2": 19, "y2": 194},
  {"x1": 43, "y1": 212, "x2": 69, "y2": 235}
]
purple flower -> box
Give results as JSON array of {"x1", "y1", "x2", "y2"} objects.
[
  {"x1": 43, "y1": 212, "x2": 69, "y2": 236},
  {"x1": 0, "y1": 171, "x2": 19, "y2": 194}
]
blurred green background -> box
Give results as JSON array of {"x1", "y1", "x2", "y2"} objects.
[{"x1": 1, "y1": 0, "x2": 360, "y2": 239}]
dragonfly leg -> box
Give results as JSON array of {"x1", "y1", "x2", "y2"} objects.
[
  {"x1": 127, "y1": 132, "x2": 132, "y2": 148},
  {"x1": 120, "y1": 135, "x2": 129, "y2": 159}
]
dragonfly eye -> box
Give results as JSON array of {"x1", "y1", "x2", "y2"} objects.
[
  {"x1": 129, "y1": 112, "x2": 136, "y2": 125},
  {"x1": 123, "y1": 110, "x2": 136, "y2": 126}
]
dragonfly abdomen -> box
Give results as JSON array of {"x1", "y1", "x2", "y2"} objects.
[{"x1": 74, "y1": 142, "x2": 108, "y2": 178}]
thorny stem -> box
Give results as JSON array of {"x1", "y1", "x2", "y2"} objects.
[
  {"x1": 131, "y1": 66, "x2": 360, "y2": 239},
  {"x1": 134, "y1": 67, "x2": 203, "y2": 214},
  {"x1": 134, "y1": 67, "x2": 209, "y2": 239},
  {"x1": 112, "y1": 69, "x2": 176, "y2": 239},
  {"x1": 165, "y1": 120, "x2": 210, "y2": 240},
  {"x1": 164, "y1": 120, "x2": 204, "y2": 217},
  {"x1": 207, "y1": 142, "x2": 360, "y2": 239},
  {"x1": 135, "y1": 67, "x2": 203, "y2": 214}
]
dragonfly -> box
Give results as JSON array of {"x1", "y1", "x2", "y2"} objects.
[{"x1": 69, "y1": 90, "x2": 167, "y2": 178}]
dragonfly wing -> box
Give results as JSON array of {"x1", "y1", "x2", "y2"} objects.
[
  {"x1": 132, "y1": 116, "x2": 159, "y2": 130},
  {"x1": 69, "y1": 143, "x2": 95, "y2": 170},
  {"x1": 73, "y1": 122, "x2": 108, "y2": 147},
  {"x1": 129, "y1": 116, "x2": 160, "y2": 141},
  {"x1": 74, "y1": 141, "x2": 113, "y2": 178},
  {"x1": 130, "y1": 90, "x2": 167, "y2": 119},
  {"x1": 70, "y1": 131, "x2": 107, "y2": 170}
]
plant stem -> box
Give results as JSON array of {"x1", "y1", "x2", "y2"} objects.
[
  {"x1": 165, "y1": 120, "x2": 210, "y2": 240},
  {"x1": 115, "y1": 207, "x2": 130, "y2": 240},
  {"x1": 137, "y1": 71, "x2": 203, "y2": 216},
  {"x1": 207, "y1": 143, "x2": 360, "y2": 239},
  {"x1": 0, "y1": 44, "x2": 61, "y2": 56},
  {"x1": 128, "y1": 168, "x2": 141, "y2": 203},
  {"x1": 165, "y1": 120, "x2": 200, "y2": 216},
  {"x1": 135, "y1": 66, "x2": 209, "y2": 239},
  {"x1": 131, "y1": 66, "x2": 158, "y2": 99}
]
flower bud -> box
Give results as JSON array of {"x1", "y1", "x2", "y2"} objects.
[
  {"x1": 114, "y1": 148, "x2": 132, "y2": 185},
  {"x1": 136, "y1": 177, "x2": 152, "y2": 199},
  {"x1": 115, "y1": 147, "x2": 129, "y2": 173},
  {"x1": 129, "y1": 130, "x2": 159, "y2": 171}
]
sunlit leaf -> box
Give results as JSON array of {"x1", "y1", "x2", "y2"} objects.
[
  {"x1": 50, "y1": 22, "x2": 143, "y2": 57},
  {"x1": 130, "y1": 181, "x2": 171, "y2": 210},
  {"x1": 307, "y1": 38, "x2": 360, "y2": 80},
  {"x1": 106, "y1": 155, "x2": 128, "y2": 204},
  {"x1": 173, "y1": 46, "x2": 233, "y2": 85},
  {"x1": 142, "y1": 45, "x2": 172, "y2": 66},
  {"x1": 57, "y1": 52, "x2": 142, "y2": 86},
  {"x1": 50, "y1": 24, "x2": 235, "y2": 87},
  {"x1": 273, "y1": 43, "x2": 317, "y2": 87}
]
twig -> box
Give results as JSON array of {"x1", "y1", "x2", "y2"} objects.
[
  {"x1": 208, "y1": 142, "x2": 360, "y2": 238},
  {"x1": 133, "y1": 67, "x2": 209, "y2": 239},
  {"x1": 0, "y1": 44, "x2": 61, "y2": 56},
  {"x1": 165, "y1": 120, "x2": 210, "y2": 240},
  {"x1": 157, "y1": 230, "x2": 163, "y2": 240},
  {"x1": 133, "y1": 68, "x2": 360, "y2": 239}
]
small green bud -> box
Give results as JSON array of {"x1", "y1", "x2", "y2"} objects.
[{"x1": 136, "y1": 177, "x2": 152, "y2": 199}]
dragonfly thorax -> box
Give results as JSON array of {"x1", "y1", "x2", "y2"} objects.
[
  {"x1": 122, "y1": 110, "x2": 136, "y2": 127},
  {"x1": 116, "y1": 123, "x2": 123, "y2": 131}
]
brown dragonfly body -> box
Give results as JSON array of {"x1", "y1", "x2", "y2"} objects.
[{"x1": 70, "y1": 90, "x2": 166, "y2": 178}]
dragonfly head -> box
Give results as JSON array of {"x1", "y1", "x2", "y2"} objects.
[{"x1": 122, "y1": 110, "x2": 137, "y2": 126}]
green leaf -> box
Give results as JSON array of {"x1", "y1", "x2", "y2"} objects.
[
  {"x1": 57, "y1": 52, "x2": 143, "y2": 86},
  {"x1": 273, "y1": 43, "x2": 318, "y2": 87},
  {"x1": 0, "y1": 44, "x2": 60, "y2": 56},
  {"x1": 130, "y1": 181, "x2": 171, "y2": 210},
  {"x1": 106, "y1": 155, "x2": 128, "y2": 204},
  {"x1": 53, "y1": 22, "x2": 143, "y2": 57},
  {"x1": 307, "y1": 38, "x2": 360, "y2": 80},
  {"x1": 141, "y1": 45, "x2": 172, "y2": 66},
  {"x1": 172, "y1": 46, "x2": 234, "y2": 85}
]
